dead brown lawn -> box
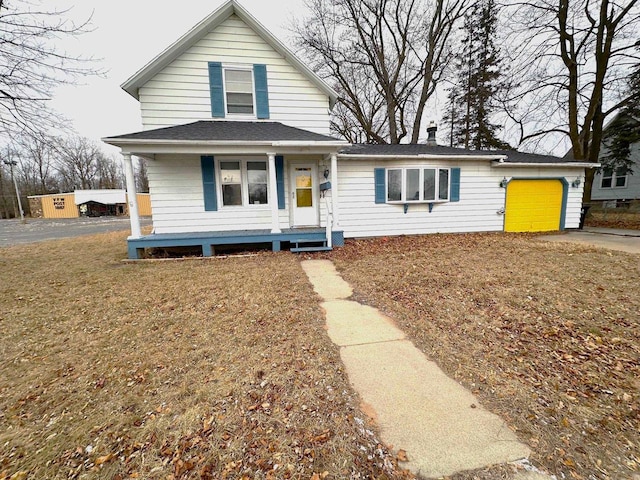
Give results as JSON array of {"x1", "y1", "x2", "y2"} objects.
[
  {"x1": 0, "y1": 232, "x2": 409, "y2": 479},
  {"x1": 328, "y1": 233, "x2": 639, "y2": 480},
  {"x1": 585, "y1": 211, "x2": 640, "y2": 230}
]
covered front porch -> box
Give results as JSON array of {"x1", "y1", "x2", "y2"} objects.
[
  {"x1": 127, "y1": 227, "x2": 345, "y2": 259},
  {"x1": 102, "y1": 121, "x2": 349, "y2": 259}
]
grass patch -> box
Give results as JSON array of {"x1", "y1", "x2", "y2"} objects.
[
  {"x1": 0, "y1": 232, "x2": 408, "y2": 479},
  {"x1": 329, "y1": 233, "x2": 639, "y2": 480}
]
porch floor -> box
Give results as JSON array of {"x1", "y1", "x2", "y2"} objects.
[{"x1": 127, "y1": 228, "x2": 344, "y2": 259}]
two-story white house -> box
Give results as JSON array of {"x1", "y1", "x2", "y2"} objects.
[{"x1": 103, "y1": 0, "x2": 597, "y2": 259}]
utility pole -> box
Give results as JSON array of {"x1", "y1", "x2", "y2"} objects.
[{"x1": 3, "y1": 160, "x2": 25, "y2": 223}]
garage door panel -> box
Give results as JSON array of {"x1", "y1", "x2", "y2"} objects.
[{"x1": 505, "y1": 179, "x2": 563, "y2": 232}]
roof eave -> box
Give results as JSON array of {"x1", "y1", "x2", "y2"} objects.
[
  {"x1": 120, "y1": 0, "x2": 339, "y2": 107},
  {"x1": 338, "y1": 153, "x2": 509, "y2": 161},
  {"x1": 492, "y1": 161, "x2": 600, "y2": 168},
  {"x1": 101, "y1": 137, "x2": 347, "y2": 155}
]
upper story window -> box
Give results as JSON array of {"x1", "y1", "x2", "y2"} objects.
[
  {"x1": 224, "y1": 68, "x2": 254, "y2": 115},
  {"x1": 208, "y1": 62, "x2": 270, "y2": 119},
  {"x1": 601, "y1": 167, "x2": 627, "y2": 188},
  {"x1": 387, "y1": 167, "x2": 450, "y2": 203}
]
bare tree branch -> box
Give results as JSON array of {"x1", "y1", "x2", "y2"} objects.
[{"x1": 0, "y1": 0, "x2": 104, "y2": 140}]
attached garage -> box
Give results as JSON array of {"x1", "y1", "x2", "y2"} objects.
[{"x1": 504, "y1": 179, "x2": 566, "y2": 232}]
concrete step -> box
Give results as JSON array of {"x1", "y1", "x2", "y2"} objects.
[{"x1": 290, "y1": 246, "x2": 332, "y2": 253}]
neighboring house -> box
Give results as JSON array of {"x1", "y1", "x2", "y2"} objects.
[
  {"x1": 27, "y1": 190, "x2": 151, "y2": 219},
  {"x1": 103, "y1": 0, "x2": 597, "y2": 259},
  {"x1": 590, "y1": 112, "x2": 640, "y2": 207}
]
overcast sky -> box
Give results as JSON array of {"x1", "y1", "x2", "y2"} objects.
[{"x1": 48, "y1": 0, "x2": 306, "y2": 154}]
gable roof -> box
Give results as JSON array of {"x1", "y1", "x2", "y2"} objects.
[
  {"x1": 104, "y1": 121, "x2": 343, "y2": 143},
  {"x1": 121, "y1": 0, "x2": 338, "y2": 108}
]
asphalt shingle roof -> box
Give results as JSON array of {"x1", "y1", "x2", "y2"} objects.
[
  {"x1": 339, "y1": 143, "x2": 575, "y2": 163},
  {"x1": 106, "y1": 121, "x2": 343, "y2": 142}
]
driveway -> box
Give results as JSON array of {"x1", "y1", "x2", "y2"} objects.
[
  {"x1": 539, "y1": 227, "x2": 640, "y2": 254},
  {"x1": 0, "y1": 217, "x2": 152, "y2": 247}
]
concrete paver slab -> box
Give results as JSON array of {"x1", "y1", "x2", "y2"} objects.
[
  {"x1": 539, "y1": 231, "x2": 640, "y2": 254},
  {"x1": 301, "y1": 259, "x2": 531, "y2": 479},
  {"x1": 321, "y1": 299, "x2": 405, "y2": 346},
  {"x1": 300, "y1": 259, "x2": 352, "y2": 299},
  {"x1": 341, "y1": 340, "x2": 530, "y2": 478}
]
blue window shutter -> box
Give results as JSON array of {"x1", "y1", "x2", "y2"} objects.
[
  {"x1": 450, "y1": 167, "x2": 461, "y2": 202},
  {"x1": 253, "y1": 64, "x2": 270, "y2": 119},
  {"x1": 374, "y1": 168, "x2": 386, "y2": 204},
  {"x1": 201, "y1": 156, "x2": 218, "y2": 211},
  {"x1": 275, "y1": 155, "x2": 285, "y2": 209},
  {"x1": 208, "y1": 62, "x2": 224, "y2": 118}
]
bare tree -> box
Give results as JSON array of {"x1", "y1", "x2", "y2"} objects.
[
  {"x1": 503, "y1": 0, "x2": 640, "y2": 200},
  {"x1": 0, "y1": 144, "x2": 21, "y2": 217},
  {"x1": 14, "y1": 132, "x2": 59, "y2": 195},
  {"x1": 0, "y1": 0, "x2": 101, "y2": 138},
  {"x1": 0, "y1": 151, "x2": 14, "y2": 218},
  {"x1": 96, "y1": 154, "x2": 124, "y2": 190},
  {"x1": 56, "y1": 136, "x2": 103, "y2": 190},
  {"x1": 135, "y1": 157, "x2": 149, "y2": 193},
  {"x1": 294, "y1": 0, "x2": 468, "y2": 144}
]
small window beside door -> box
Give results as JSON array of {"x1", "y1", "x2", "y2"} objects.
[{"x1": 219, "y1": 160, "x2": 269, "y2": 207}]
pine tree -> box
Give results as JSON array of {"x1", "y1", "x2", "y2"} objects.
[
  {"x1": 444, "y1": 0, "x2": 511, "y2": 150},
  {"x1": 601, "y1": 63, "x2": 640, "y2": 174}
]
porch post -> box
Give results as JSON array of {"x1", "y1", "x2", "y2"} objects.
[
  {"x1": 330, "y1": 153, "x2": 339, "y2": 228},
  {"x1": 267, "y1": 153, "x2": 281, "y2": 234},
  {"x1": 123, "y1": 152, "x2": 142, "y2": 239}
]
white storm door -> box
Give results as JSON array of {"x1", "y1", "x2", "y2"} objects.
[{"x1": 291, "y1": 164, "x2": 319, "y2": 227}]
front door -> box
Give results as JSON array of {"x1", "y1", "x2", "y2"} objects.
[{"x1": 291, "y1": 164, "x2": 319, "y2": 227}]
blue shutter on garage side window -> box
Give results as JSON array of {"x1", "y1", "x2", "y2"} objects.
[
  {"x1": 201, "y1": 156, "x2": 218, "y2": 211},
  {"x1": 450, "y1": 167, "x2": 461, "y2": 202},
  {"x1": 374, "y1": 168, "x2": 386, "y2": 204},
  {"x1": 275, "y1": 155, "x2": 285, "y2": 209},
  {"x1": 208, "y1": 62, "x2": 225, "y2": 118},
  {"x1": 253, "y1": 64, "x2": 270, "y2": 119}
]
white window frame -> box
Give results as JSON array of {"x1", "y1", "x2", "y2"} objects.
[
  {"x1": 217, "y1": 158, "x2": 270, "y2": 208},
  {"x1": 600, "y1": 167, "x2": 628, "y2": 189},
  {"x1": 386, "y1": 167, "x2": 451, "y2": 203},
  {"x1": 222, "y1": 65, "x2": 256, "y2": 118}
]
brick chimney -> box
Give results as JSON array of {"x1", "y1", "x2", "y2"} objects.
[{"x1": 426, "y1": 121, "x2": 437, "y2": 146}]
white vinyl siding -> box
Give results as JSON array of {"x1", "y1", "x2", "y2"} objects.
[
  {"x1": 146, "y1": 155, "x2": 585, "y2": 237},
  {"x1": 335, "y1": 159, "x2": 586, "y2": 238},
  {"x1": 138, "y1": 14, "x2": 331, "y2": 135},
  {"x1": 147, "y1": 154, "x2": 328, "y2": 234}
]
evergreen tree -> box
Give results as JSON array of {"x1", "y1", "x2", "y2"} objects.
[
  {"x1": 444, "y1": 0, "x2": 510, "y2": 150},
  {"x1": 601, "y1": 63, "x2": 640, "y2": 174}
]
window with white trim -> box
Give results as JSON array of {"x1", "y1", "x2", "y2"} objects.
[
  {"x1": 387, "y1": 167, "x2": 450, "y2": 203},
  {"x1": 224, "y1": 68, "x2": 254, "y2": 115},
  {"x1": 219, "y1": 160, "x2": 269, "y2": 207},
  {"x1": 600, "y1": 167, "x2": 628, "y2": 188}
]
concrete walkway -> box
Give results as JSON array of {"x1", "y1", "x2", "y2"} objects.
[
  {"x1": 301, "y1": 260, "x2": 531, "y2": 479},
  {"x1": 539, "y1": 228, "x2": 640, "y2": 254}
]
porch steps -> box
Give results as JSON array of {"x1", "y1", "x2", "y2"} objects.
[{"x1": 290, "y1": 238, "x2": 332, "y2": 253}]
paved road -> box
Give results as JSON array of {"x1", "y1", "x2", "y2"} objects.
[
  {"x1": 539, "y1": 228, "x2": 640, "y2": 254},
  {"x1": 0, "y1": 217, "x2": 152, "y2": 247}
]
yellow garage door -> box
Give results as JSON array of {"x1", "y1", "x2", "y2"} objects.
[{"x1": 505, "y1": 179, "x2": 563, "y2": 232}]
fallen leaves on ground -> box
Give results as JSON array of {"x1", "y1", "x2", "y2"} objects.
[
  {"x1": 0, "y1": 232, "x2": 413, "y2": 479},
  {"x1": 327, "y1": 233, "x2": 639, "y2": 480},
  {"x1": 585, "y1": 210, "x2": 640, "y2": 230}
]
